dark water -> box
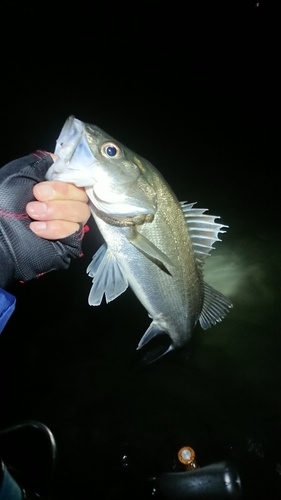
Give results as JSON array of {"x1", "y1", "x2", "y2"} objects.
[{"x1": 0, "y1": 3, "x2": 280, "y2": 499}]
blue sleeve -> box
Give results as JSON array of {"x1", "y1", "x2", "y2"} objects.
[{"x1": 0, "y1": 288, "x2": 16, "y2": 333}]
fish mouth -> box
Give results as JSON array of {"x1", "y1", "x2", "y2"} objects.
[
  {"x1": 46, "y1": 116, "x2": 99, "y2": 186},
  {"x1": 55, "y1": 115, "x2": 98, "y2": 171},
  {"x1": 55, "y1": 115, "x2": 84, "y2": 162}
]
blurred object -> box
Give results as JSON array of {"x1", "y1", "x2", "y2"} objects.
[
  {"x1": 152, "y1": 460, "x2": 242, "y2": 499},
  {"x1": 0, "y1": 460, "x2": 23, "y2": 500},
  {"x1": 0, "y1": 421, "x2": 56, "y2": 499}
]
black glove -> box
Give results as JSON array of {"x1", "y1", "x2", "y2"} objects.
[{"x1": 0, "y1": 151, "x2": 84, "y2": 288}]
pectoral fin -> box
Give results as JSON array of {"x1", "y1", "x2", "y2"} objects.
[
  {"x1": 87, "y1": 244, "x2": 128, "y2": 305},
  {"x1": 126, "y1": 229, "x2": 173, "y2": 275}
]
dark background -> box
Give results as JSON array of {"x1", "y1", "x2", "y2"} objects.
[{"x1": 0, "y1": 2, "x2": 281, "y2": 498}]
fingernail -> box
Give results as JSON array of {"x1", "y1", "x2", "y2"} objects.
[
  {"x1": 36, "y1": 183, "x2": 55, "y2": 199},
  {"x1": 28, "y1": 202, "x2": 48, "y2": 215},
  {"x1": 30, "y1": 222, "x2": 47, "y2": 234}
]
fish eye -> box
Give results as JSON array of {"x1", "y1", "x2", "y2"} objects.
[
  {"x1": 101, "y1": 142, "x2": 122, "y2": 159},
  {"x1": 106, "y1": 145, "x2": 117, "y2": 157}
]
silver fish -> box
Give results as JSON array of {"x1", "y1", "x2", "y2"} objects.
[{"x1": 46, "y1": 116, "x2": 233, "y2": 358}]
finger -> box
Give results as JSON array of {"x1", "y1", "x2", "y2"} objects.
[
  {"x1": 33, "y1": 181, "x2": 89, "y2": 203},
  {"x1": 48, "y1": 153, "x2": 57, "y2": 162},
  {"x1": 26, "y1": 199, "x2": 91, "y2": 225},
  {"x1": 29, "y1": 220, "x2": 81, "y2": 240}
]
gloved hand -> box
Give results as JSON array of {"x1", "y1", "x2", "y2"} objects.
[{"x1": 0, "y1": 151, "x2": 87, "y2": 287}]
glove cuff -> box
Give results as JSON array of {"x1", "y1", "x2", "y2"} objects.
[{"x1": 0, "y1": 238, "x2": 16, "y2": 288}]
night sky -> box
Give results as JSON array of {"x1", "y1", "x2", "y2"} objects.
[
  {"x1": 1, "y1": 3, "x2": 279, "y2": 206},
  {"x1": 1, "y1": 2, "x2": 281, "y2": 499}
]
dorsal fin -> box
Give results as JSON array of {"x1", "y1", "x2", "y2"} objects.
[{"x1": 180, "y1": 201, "x2": 227, "y2": 265}]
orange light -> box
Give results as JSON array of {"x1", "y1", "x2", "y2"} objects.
[{"x1": 177, "y1": 446, "x2": 198, "y2": 470}]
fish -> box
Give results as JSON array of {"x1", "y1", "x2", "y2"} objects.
[{"x1": 46, "y1": 116, "x2": 233, "y2": 359}]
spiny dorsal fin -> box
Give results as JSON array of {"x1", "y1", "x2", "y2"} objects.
[{"x1": 180, "y1": 201, "x2": 228, "y2": 265}]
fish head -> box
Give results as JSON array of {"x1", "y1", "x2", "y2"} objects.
[{"x1": 46, "y1": 116, "x2": 157, "y2": 220}]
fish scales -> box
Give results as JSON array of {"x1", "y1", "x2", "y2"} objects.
[
  {"x1": 93, "y1": 177, "x2": 202, "y2": 347},
  {"x1": 136, "y1": 168, "x2": 204, "y2": 329},
  {"x1": 46, "y1": 116, "x2": 232, "y2": 359}
]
